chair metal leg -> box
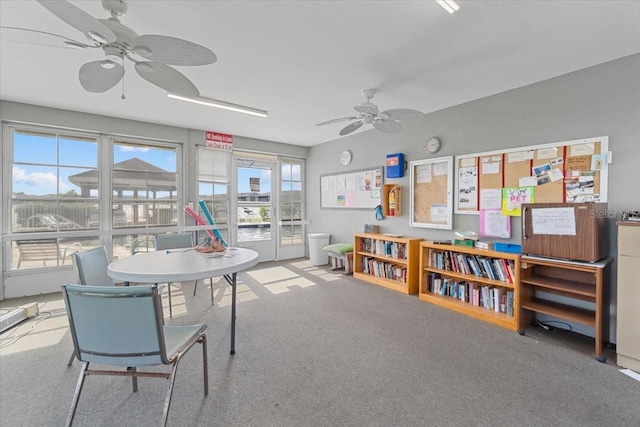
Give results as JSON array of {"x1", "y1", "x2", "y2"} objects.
[
  {"x1": 67, "y1": 351, "x2": 76, "y2": 367},
  {"x1": 128, "y1": 366, "x2": 138, "y2": 392},
  {"x1": 193, "y1": 279, "x2": 198, "y2": 296},
  {"x1": 162, "y1": 363, "x2": 180, "y2": 427},
  {"x1": 209, "y1": 277, "x2": 214, "y2": 305},
  {"x1": 65, "y1": 361, "x2": 89, "y2": 427}
]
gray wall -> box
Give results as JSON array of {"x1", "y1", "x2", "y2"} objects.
[{"x1": 306, "y1": 53, "x2": 640, "y2": 342}]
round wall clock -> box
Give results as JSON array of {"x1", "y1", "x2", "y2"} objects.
[
  {"x1": 340, "y1": 150, "x2": 352, "y2": 165},
  {"x1": 425, "y1": 137, "x2": 442, "y2": 154}
]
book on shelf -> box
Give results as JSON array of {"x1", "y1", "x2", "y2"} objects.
[
  {"x1": 454, "y1": 231, "x2": 479, "y2": 241},
  {"x1": 427, "y1": 249, "x2": 515, "y2": 284},
  {"x1": 358, "y1": 237, "x2": 407, "y2": 260},
  {"x1": 423, "y1": 273, "x2": 514, "y2": 317},
  {"x1": 454, "y1": 239, "x2": 475, "y2": 247},
  {"x1": 474, "y1": 241, "x2": 494, "y2": 250}
]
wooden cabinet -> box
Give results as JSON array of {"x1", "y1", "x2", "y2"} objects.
[
  {"x1": 519, "y1": 255, "x2": 612, "y2": 361},
  {"x1": 616, "y1": 222, "x2": 640, "y2": 371},
  {"x1": 418, "y1": 242, "x2": 520, "y2": 331},
  {"x1": 353, "y1": 233, "x2": 422, "y2": 294}
]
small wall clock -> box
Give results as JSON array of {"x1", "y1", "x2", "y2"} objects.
[
  {"x1": 425, "y1": 137, "x2": 442, "y2": 154},
  {"x1": 340, "y1": 150, "x2": 352, "y2": 165}
]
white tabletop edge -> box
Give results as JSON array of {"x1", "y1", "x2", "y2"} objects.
[{"x1": 107, "y1": 248, "x2": 259, "y2": 283}]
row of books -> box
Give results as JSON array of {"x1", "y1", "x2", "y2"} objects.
[
  {"x1": 428, "y1": 249, "x2": 515, "y2": 284},
  {"x1": 426, "y1": 273, "x2": 514, "y2": 316},
  {"x1": 360, "y1": 257, "x2": 407, "y2": 283},
  {"x1": 358, "y1": 238, "x2": 407, "y2": 260}
]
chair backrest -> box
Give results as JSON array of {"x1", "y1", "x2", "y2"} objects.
[
  {"x1": 155, "y1": 233, "x2": 193, "y2": 251},
  {"x1": 71, "y1": 246, "x2": 114, "y2": 287},
  {"x1": 62, "y1": 284, "x2": 169, "y2": 366}
]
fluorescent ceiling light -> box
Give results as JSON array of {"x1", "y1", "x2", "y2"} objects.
[
  {"x1": 436, "y1": 0, "x2": 460, "y2": 14},
  {"x1": 167, "y1": 93, "x2": 268, "y2": 118}
]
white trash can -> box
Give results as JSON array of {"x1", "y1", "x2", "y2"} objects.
[{"x1": 308, "y1": 233, "x2": 330, "y2": 265}]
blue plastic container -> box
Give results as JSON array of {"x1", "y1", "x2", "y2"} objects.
[{"x1": 494, "y1": 243, "x2": 522, "y2": 254}]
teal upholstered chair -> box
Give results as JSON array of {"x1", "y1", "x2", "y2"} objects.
[
  {"x1": 62, "y1": 284, "x2": 208, "y2": 427},
  {"x1": 71, "y1": 246, "x2": 114, "y2": 288},
  {"x1": 155, "y1": 233, "x2": 215, "y2": 305},
  {"x1": 67, "y1": 246, "x2": 171, "y2": 366},
  {"x1": 66, "y1": 246, "x2": 115, "y2": 367}
]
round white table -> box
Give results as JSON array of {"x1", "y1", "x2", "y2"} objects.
[{"x1": 108, "y1": 247, "x2": 259, "y2": 354}]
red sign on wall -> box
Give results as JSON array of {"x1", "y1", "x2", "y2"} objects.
[{"x1": 205, "y1": 131, "x2": 233, "y2": 151}]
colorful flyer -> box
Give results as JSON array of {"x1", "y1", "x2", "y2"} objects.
[{"x1": 501, "y1": 187, "x2": 534, "y2": 216}]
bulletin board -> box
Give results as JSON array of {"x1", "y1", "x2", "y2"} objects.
[
  {"x1": 320, "y1": 167, "x2": 383, "y2": 209},
  {"x1": 410, "y1": 156, "x2": 454, "y2": 229},
  {"x1": 454, "y1": 136, "x2": 609, "y2": 214}
]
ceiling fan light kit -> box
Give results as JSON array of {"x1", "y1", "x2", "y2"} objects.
[{"x1": 316, "y1": 89, "x2": 423, "y2": 136}]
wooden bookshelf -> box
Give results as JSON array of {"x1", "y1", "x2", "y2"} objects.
[
  {"x1": 353, "y1": 233, "x2": 422, "y2": 294},
  {"x1": 418, "y1": 241, "x2": 520, "y2": 331},
  {"x1": 519, "y1": 255, "x2": 612, "y2": 361}
]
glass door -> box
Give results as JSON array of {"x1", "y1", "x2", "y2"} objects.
[{"x1": 233, "y1": 158, "x2": 276, "y2": 262}]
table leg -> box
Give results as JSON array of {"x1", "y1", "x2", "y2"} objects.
[{"x1": 223, "y1": 272, "x2": 237, "y2": 354}]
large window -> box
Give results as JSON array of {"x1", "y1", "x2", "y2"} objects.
[
  {"x1": 280, "y1": 159, "x2": 303, "y2": 245},
  {"x1": 11, "y1": 129, "x2": 99, "y2": 234},
  {"x1": 6, "y1": 125, "x2": 183, "y2": 270},
  {"x1": 112, "y1": 141, "x2": 178, "y2": 228},
  {"x1": 9, "y1": 129, "x2": 100, "y2": 269}
]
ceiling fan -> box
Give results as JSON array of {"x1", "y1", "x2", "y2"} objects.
[
  {"x1": 316, "y1": 89, "x2": 423, "y2": 136},
  {"x1": 0, "y1": 0, "x2": 216, "y2": 98}
]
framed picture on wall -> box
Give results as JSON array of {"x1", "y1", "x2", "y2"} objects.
[{"x1": 409, "y1": 156, "x2": 453, "y2": 229}]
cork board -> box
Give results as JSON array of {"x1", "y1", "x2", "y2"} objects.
[
  {"x1": 410, "y1": 156, "x2": 453, "y2": 229},
  {"x1": 455, "y1": 136, "x2": 609, "y2": 214}
]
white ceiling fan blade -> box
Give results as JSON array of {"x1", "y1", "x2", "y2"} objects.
[
  {"x1": 79, "y1": 60, "x2": 124, "y2": 93},
  {"x1": 316, "y1": 116, "x2": 358, "y2": 126},
  {"x1": 0, "y1": 26, "x2": 94, "y2": 49},
  {"x1": 135, "y1": 61, "x2": 200, "y2": 97},
  {"x1": 132, "y1": 35, "x2": 217, "y2": 66},
  {"x1": 36, "y1": 0, "x2": 116, "y2": 44},
  {"x1": 373, "y1": 119, "x2": 402, "y2": 134},
  {"x1": 339, "y1": 120, "x2": 364, "y2": 136},
  {"x1": 382, "y1": 108, "x2": 423, "y2": 121}
]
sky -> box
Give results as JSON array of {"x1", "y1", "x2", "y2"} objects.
[{"x1": 12, "y1": 133, "x2": 175, "y2": 196}]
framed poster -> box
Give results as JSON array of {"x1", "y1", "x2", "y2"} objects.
[{"x1": 409, "y1": 156, "x2": 453, "y2": 229}]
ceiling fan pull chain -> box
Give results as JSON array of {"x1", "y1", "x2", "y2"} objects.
[{"x1": 120, "y1": 52, "x2": 126, "y2": 100}]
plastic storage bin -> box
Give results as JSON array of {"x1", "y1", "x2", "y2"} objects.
[
  {"x1": 308, "y1": 233, "x2": 330, "y2": 265},
  {"x1": 494, "y1": 243, "x2": 522, "y2": 254}
]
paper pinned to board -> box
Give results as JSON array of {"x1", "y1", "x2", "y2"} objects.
[
  {"x1": 480, "y1": 209, "x2": 511, "y2": 238},
  {"x1": 531, "y1": 207, "x2": 576, "y2": 236}
]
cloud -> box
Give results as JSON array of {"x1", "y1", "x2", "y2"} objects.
[
  {"x1": 118, "y1": 146, "x2": 149, "y2": 152},
  {"x1": 13, "y1": 166, "x2": 58, "y2": 188}
]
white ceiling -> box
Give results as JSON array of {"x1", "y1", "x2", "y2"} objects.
[{"x1": 1, "y1": 1, "x2": 639, "y2": 147}]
